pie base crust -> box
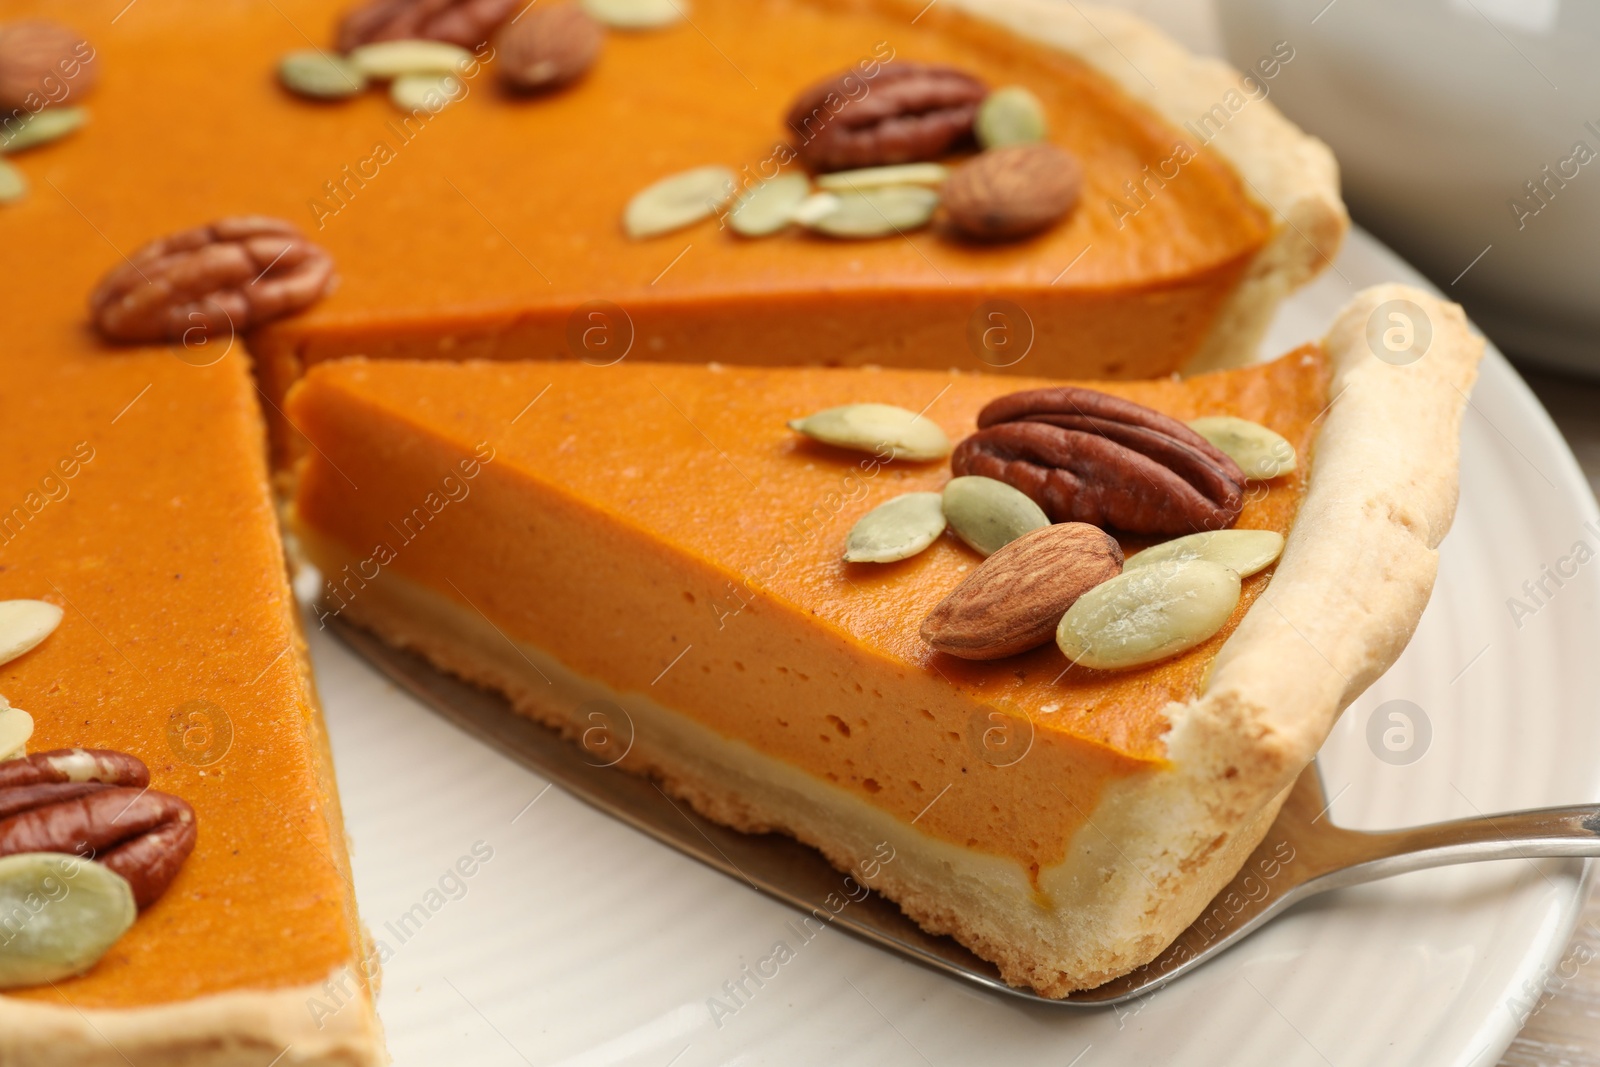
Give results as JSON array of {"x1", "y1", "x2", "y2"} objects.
[
  {"x1": 0, "y1": 973, "x2": 383, "y2": 1066},
  {"x1": 295, "y1": 284, "x2": 1480, "y2": 996},
  {"x1": 0, "y1": 343, "x2": 386, "y2": 1065}
]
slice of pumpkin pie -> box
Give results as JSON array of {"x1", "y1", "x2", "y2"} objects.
[
  {"x1": 0, "y1": 343, "x2": 382, "y2": 1064},
  {"x1": 284, "y1": 284, "x2": 1482, "y2": 995}
]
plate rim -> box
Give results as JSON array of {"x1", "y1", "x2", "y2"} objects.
[{"x1": 1335, "y1": 226, "x2": 1600, "y2": 1067}]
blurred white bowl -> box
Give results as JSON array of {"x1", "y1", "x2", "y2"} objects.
[{"x1": 1216, "y1": 0, "x2": 1600, "y2": 375}]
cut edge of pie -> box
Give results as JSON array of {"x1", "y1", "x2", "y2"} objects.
[
  {"x1": 0, "y1": 980, "x2": 383, "y2": 1067},
  {"x1": 283, "y1": 283, "x2": 1480, "y2": 996},
  {"x1": 0, "y1": 348, "x2": 387, "y2": 1065}
]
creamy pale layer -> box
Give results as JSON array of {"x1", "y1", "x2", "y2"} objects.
[
  {"x1": 288, "y1": 353, "x2": 1327, "y2": 876},
  {"x1": 0, "y1": 973, "x2": 379, "y2": 1066},
  {"x1": 291, "y1": 536, "x2": 1288, "y2": 994},
  {"x1": 0, "y1": 347, "x2": 368, "y2": 1013},
  {"x1": 0, "y1": 0, "x2": 1269, "y2": 467}
]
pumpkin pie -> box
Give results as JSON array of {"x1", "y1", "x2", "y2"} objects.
[
  {"x1": 0, "y1": 0, "x2": 1349, "y2": 1049},
  {"x1": 0, "y1": 0, "x2": 1343, "y2": 464},
  {"x1": 0, "y1": 346, "x2": 382, "y2": 1062},
  {"x1": 252, "y1": 0, "x2": 1342, "y2": 463},
  {"x1": 285, "y1": 285, "x2": 1482, "y2": 995}
]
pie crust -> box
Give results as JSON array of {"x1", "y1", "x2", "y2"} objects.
[{"x1": 0, "y1": 978, "x2": 383, "y2": 1067}]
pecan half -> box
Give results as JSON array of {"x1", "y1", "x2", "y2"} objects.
[
  {"x1": 0, "y1": 749, "x2": 196, "y2": 909},
  {"x1": 496, "y1": 4, "x2": 603, "y2": 93},
  {"x1": 0, "y1": 20, "x2": 97, "y2": 112},
  {"x1": 89, "y1": 216, "x2": 336, "y2": 344},
  {"x1": 952, "y1": 387, "x2": 1245, "y2": 535},
  {"x1": 337, "y1": 0, "x2": 519, "y2": 51},
  {"x1": 786, "y1": 62, "x2": 986, "y2": 173}
]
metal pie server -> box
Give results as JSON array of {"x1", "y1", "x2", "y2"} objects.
[{"x1": 328, "y1": 616, "x2": 1600, "y2": 1007}]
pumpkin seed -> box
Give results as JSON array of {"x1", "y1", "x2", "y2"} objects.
[
  {"x1": 1189, "y1": 416, "x2": 1297, "y2": 480},
  {"x1": 798, "y1": 185, "x2": 939, "y2": 238},
  {"x1": 788, "y1": 403, "x2": 951, "y2": 462},
  {"x1": 581, "y1": 0, "x2": 688, "y2": 29},
  {"x1": 843, "y1": 492, "x2": 946, "y2": 563},
  {"x1": 278, "y1": 50, "x2": 368, "y2": 99},
  {"x1": 624, "y1": 164, "x2": 736, "y2": 238},
  {"x1": 728, "y1": 173, "x2": 810, "y2": 237},
  {"x1": 816, "y1": 163, "x2": 949, "y2": 191},
  {"x1": 0, "y1": 159, "x2": 25, "y2": 203},
  {"x1": 0, "y1": 704, "x2": 32, "y2": 763},
  {"x1": 975, "y1": 86, "x2": 1048, "y2": 148},
  {"x1": 791, "y1": 191, "x2": 842, "y2": 226},
  {"x1": 0, "y1": 600, "x2": 62, "y2": 666},
  {"x1": 391, "y1": 72, "x2": 465, "y2": 113},
  {"x1": 1124, "y1": 529, "x2": 1284, "y2": 579},
  {"x1": 347, "y1": 39, "x2": 472, "y2": 79},
  {"x1": 941, "y1": 476, "x2": 1049, "y2": 557},
  {"x1": 0, "y1": 853, "x2": 136, "y2": 990},
  {"x1": 0, "y1": 107, "x2": 88, "y2": 154},
  {"x1": 1057, "y1": 558, "x2": 1240, "y2": 670}
]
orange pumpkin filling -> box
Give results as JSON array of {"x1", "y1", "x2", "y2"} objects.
[
  {"x1": 288, "y1": 346, "x2": 1326, "y2": 881},
  {"x1": 0, "y1": 349, "x2": 364, "y2": 1009},
  {"x1": 3, "y1": 0, "x2": 1269, "y2": 462},
  {"x1": 0, "y1": 0, "x2": 1289, "y2": 1018},
  {"x1": 255, "y1": 0, "x2": 1271, "y2": 462}
]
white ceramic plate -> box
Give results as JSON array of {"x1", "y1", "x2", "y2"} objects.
[{"x1": 302, "y1": 227, "x2": 1600, "y2": 1067}]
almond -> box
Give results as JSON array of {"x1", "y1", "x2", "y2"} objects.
[
  {"x1": 0, "y1": 21, "x2": 97, "y2": 113},
  {"x1": 496, "y1": 4, "x2": 603, "y2": 93},
  {"x1": 920, "y1": 522, "x2": 1122, "y2": 660},
  {"x1": 942, "y1": 143, "x2": 1082, "y2": 241}
]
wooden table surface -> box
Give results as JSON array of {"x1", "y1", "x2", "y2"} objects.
[{"x1": 1499, "y1": 369, "x2": 1600, "y2": 1067}]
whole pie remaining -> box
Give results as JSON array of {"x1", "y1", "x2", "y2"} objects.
[
  {"x1": 1, "y1": 0, "x2": 1344, "y2": 461},
  {"x1": 0, "y1": 347, "x2": 382, "y2": 1064},
  {"x1": 285, "y1": 285, "x2": 1483, "y2": 996},
  {"x1": 0, "y1": 0, "x2": 1359, "y2": 1057}
]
